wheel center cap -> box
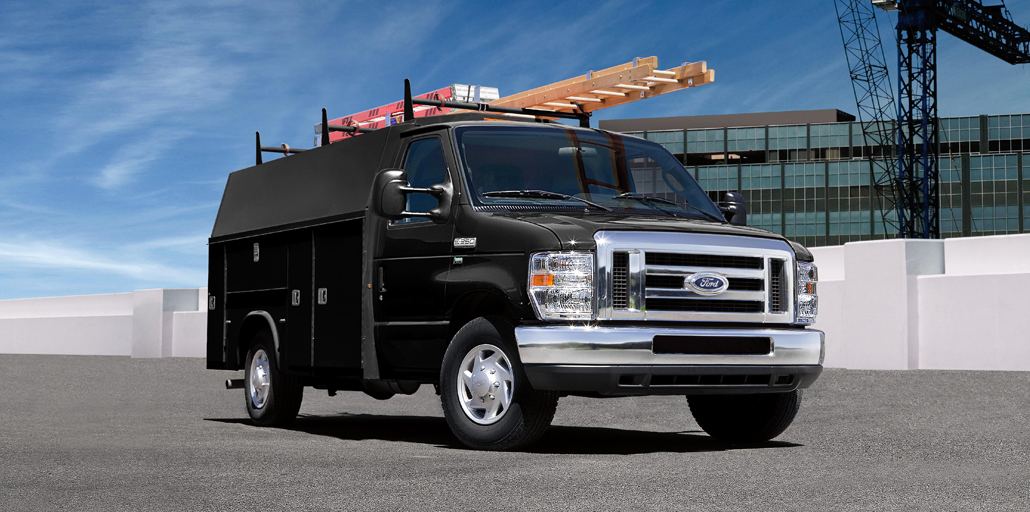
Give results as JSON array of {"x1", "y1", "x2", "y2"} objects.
[{"x1": 471, "y1": 370, "x2": 494, "y2": 398}]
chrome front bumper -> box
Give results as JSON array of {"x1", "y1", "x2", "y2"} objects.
[
  {"x1": 515, "y1": 325, "x2": 824, "y2": 366},
  {"x1": 514, "y1": 325, "x2": 824, "y2": 395}
]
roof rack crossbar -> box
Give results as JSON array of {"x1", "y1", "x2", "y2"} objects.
[
  {"x1": 255, "y1": 131, "x2": 309, "y2": 166},
  {"x1": 318, "y1": 108, "x2": 376, "y2": 146},
  {"x1": 326, "y1": 124, "x2": 376, "y2": 134},
  {"x1": 411, "y1": 97, "x2": 591, "y2": 128}
]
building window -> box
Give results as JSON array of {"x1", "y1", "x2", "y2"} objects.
[
  {"x1": 740, "y1": 164, "x2": 782, "y2": 234},
  {"x1": 810, "y1": 123, "x2": 850, "y2": 161},
  {"x1": 696, "y1": 165, "x2": 737, "y2": 202},
  {"x1": 686, "y1": 129, "x2": 724, "y2": 154},
  {"x1": 987, "y1": 114, "x2": 1029, "y2": 153},
  {"x1": 767, "y1": 125, "x2": 808, "y2": 162},
  {"x1": 726, "y1": 127, "x2": 765, "y2": 151},
  {"x1": 851, "y1": 121, "x2": 896, "y2": 160},
  {"x1": 827, "y1": 160, "x2": 872, "y2": 244},
  {"x1": 939, "y1": 156, "x2": 964, "y2": 238},
  {"x1": 969, "y1": 154, "x2": 1020, "y2": 236},
  {"x1": 783, "y1": 163, "x2": 826, "y2": 246},
  {"x1": 1024, "y1": 153, "x2": 1030, "y2": 233},
  {"x1": 810, "y1": 123, "x2": 849, "y2": 148},
  {"x1": 940, "y1": 116, "x2": 981, "y2": 154},
  {"x1": 784, "y1": 162, "x2": 824, "y2": 188},
  {"x1": 646, "y1": 130, "x2": 684, "y2": 155}
]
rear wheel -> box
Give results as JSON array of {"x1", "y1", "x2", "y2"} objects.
[
  {"x1": 440, "y1": 317, "x2": 559, "y2": 450},
  {"x1": 244, "y1": 331, "x2": 303, "y2": 427},
  {"x1": 687, "y1": 391, "x2": 801, "y2": 443}
]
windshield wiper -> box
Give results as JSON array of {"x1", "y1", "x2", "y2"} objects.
[
  {"x1": 612, "y1": 193, "x2": 724, "y2": 222},
  {"x1": 482, "y1": 190, "x2": 613, "y2": 211}
]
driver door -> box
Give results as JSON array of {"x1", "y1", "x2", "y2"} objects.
[{"x1": 375, "y1": 134, "x2": 457, "y2": 374}]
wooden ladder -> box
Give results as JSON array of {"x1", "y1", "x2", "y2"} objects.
[{"x1": 489, "y1": 57, "x2": 714, "y2": 116}]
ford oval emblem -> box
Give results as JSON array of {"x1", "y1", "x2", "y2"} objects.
[{"x1": 686, "y1": 272, "x2": 729, "y2": 296}]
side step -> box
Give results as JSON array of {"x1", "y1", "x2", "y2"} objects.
[{"x1": 225, "y1": 379, "x2": 244, "y2": 390}]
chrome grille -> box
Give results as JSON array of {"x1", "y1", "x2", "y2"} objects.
[{"x1": 597, "y1": 231, "x2": 796, "y2": 323}]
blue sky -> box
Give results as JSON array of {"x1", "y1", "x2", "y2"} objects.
[{"x1": 1, "y1": 0, "x2": 1028, "y2": 300}]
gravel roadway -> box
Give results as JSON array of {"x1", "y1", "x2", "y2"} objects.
[{"x1": 1, "y1": 354, "x2": 1028, "y2": 511}]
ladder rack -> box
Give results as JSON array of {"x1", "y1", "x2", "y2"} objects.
[{"x1": 255, "y1": 56, "x2": 715, "y2": 164}]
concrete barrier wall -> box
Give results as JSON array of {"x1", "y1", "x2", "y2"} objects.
[
  {"x1": 1, "y1": 234, "x2": 1027, "y2": 370},
  {"x1": 0, "y1": 288, "x2": 207, "y2": 358},
  {"x1": 811, "y1": 233, "x2": 1030, "y2": 371}
]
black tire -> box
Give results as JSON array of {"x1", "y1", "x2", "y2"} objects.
[
  {"x1": 687, "y1": 391, "x2": 802, "y2": 443},
  {"x1": 244, "y1": 331, "x2": 303, "y2": 427},
  {"x1": 440, "y1": 317, "x2": 559, "y2": 451}
]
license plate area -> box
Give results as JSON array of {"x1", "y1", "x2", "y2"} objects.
[{"x1": 651, "y1": 335, "x2": 772, "y2": 355}]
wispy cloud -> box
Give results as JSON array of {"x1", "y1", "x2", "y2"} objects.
[
  {"x1": 0, "y1": 238, "x2": 205, "y2": 285},
  {"x1": 123, "y1": 234, "x2": 209, "y2": 255},
  {"x1": 46, "y1": 2, "x2": 249, "y2": 187},
  {"x1": 94, "y1": 132, "x2": 186, "y2": 189}
]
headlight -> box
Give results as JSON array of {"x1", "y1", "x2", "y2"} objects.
[
  {"x1": 528, "y1": 252, "x2": 595, "y2": 321},
  {"x1": 796, "y1": 261, "x2": 818, "y2": 325}
]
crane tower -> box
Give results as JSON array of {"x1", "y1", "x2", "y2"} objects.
[{"x1": 836, "y1": 0, "x2": 1030, "y2": 238}]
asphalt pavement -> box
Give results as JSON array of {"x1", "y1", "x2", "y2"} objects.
[{"x1": 1, "y1": 354, "x2": 1028, "y2": 511}]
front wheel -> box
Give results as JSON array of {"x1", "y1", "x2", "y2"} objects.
[
  {"x1": 440, "y1": 317, "x2": 559, "y2": 451},
  {"x1": 687, "y1": 391, "x2": 802, "y2": 443},
  {"x1": 244, "y1": 331, "x2": 303, "y2": 427}
]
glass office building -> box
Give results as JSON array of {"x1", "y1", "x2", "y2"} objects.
[{"x1": 601, "y1": 110, "x2": 1030, "y2": 247}]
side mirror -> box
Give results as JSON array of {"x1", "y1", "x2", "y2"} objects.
[
  {"x1": 720, "y1": 191, "x2": 747, "y2": 226},
  {"x1": 371, "y1": 169, "x2": 453, "y2": 223}
]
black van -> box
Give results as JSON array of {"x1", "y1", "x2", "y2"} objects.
[{"x1": 208, "y1": 108, "x2": 822, "y2": 450}]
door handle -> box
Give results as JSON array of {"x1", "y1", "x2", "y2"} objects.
[
  {"x1": 317, "y1": 288, "x2": 328, "y2": 305},
  {"x1": 378, "y1": 266, "x2": 387, "y2": 293}
]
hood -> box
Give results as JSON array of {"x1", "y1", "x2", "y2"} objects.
[{"x1": 494, "y1": 210, "x2": 813, "y2": 260}]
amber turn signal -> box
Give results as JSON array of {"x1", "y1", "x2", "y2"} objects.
[{"x1": 531, "y1": 274, "x2": 555, "y2": 287}]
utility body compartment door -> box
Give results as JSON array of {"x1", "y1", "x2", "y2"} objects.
[{"x1": 311, "y1": 220, "x2": 364, "y2": 374}]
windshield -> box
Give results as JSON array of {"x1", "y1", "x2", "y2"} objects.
[{"x1": 454, "y1": 125, "x2": 723, "y2": 220}]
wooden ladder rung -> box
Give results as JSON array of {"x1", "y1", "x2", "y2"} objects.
[
  {"x1": 614, "y1": 83, "x2": 652, "y2": 91},
  {"x1": 565, "y1": 96, "x2": 604, "y2": 103},
  {"x1": 639, "y1": 76, "x2": 679, "y2": 83}
]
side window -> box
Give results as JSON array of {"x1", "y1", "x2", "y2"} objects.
[{"x1": 398, "y1": 138, "x2": 448, "y2": 223}]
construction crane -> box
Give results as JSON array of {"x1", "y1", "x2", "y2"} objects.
[{"x1": 835, "y1": 0, "x2": 1030, "y2": 239}]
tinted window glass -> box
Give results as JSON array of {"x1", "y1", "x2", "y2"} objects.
[
  {"x1": 455, "y1": 125, "x2": 722, "y2": 220},
  {"x1": 400, "y1": 138, "x2": 448, "y2": 222}
]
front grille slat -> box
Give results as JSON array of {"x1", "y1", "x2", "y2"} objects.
[
  {"x1": 645, "y1": 275, "x2": 765, "y2": 292},
  {"x1": 645, "y1": 275, "x2": 684, "y2": 289},
  {"x1": 646, "y1": 298, "x2": 764, "y2": 313},
  {"x1": 769, "y1": 259, "x2": 786, "y2": 313},
  {"x1": 729, "y1": 277, "x2": 763, "y2": 291},
  {"x1": 646, "y1": 253, "x2": 764, "y2": 270},
  {"x1": 612, "y1": 252, "x2": 629, "y2": 310}
]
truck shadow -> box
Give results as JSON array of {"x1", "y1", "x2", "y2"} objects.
[{"x1": 206, "y1": 414, "x2": 801, "y2": 455}]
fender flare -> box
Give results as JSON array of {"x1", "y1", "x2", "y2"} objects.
[{"x1": 241, "y1": 310, "x2": 281, "y2": 370}]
